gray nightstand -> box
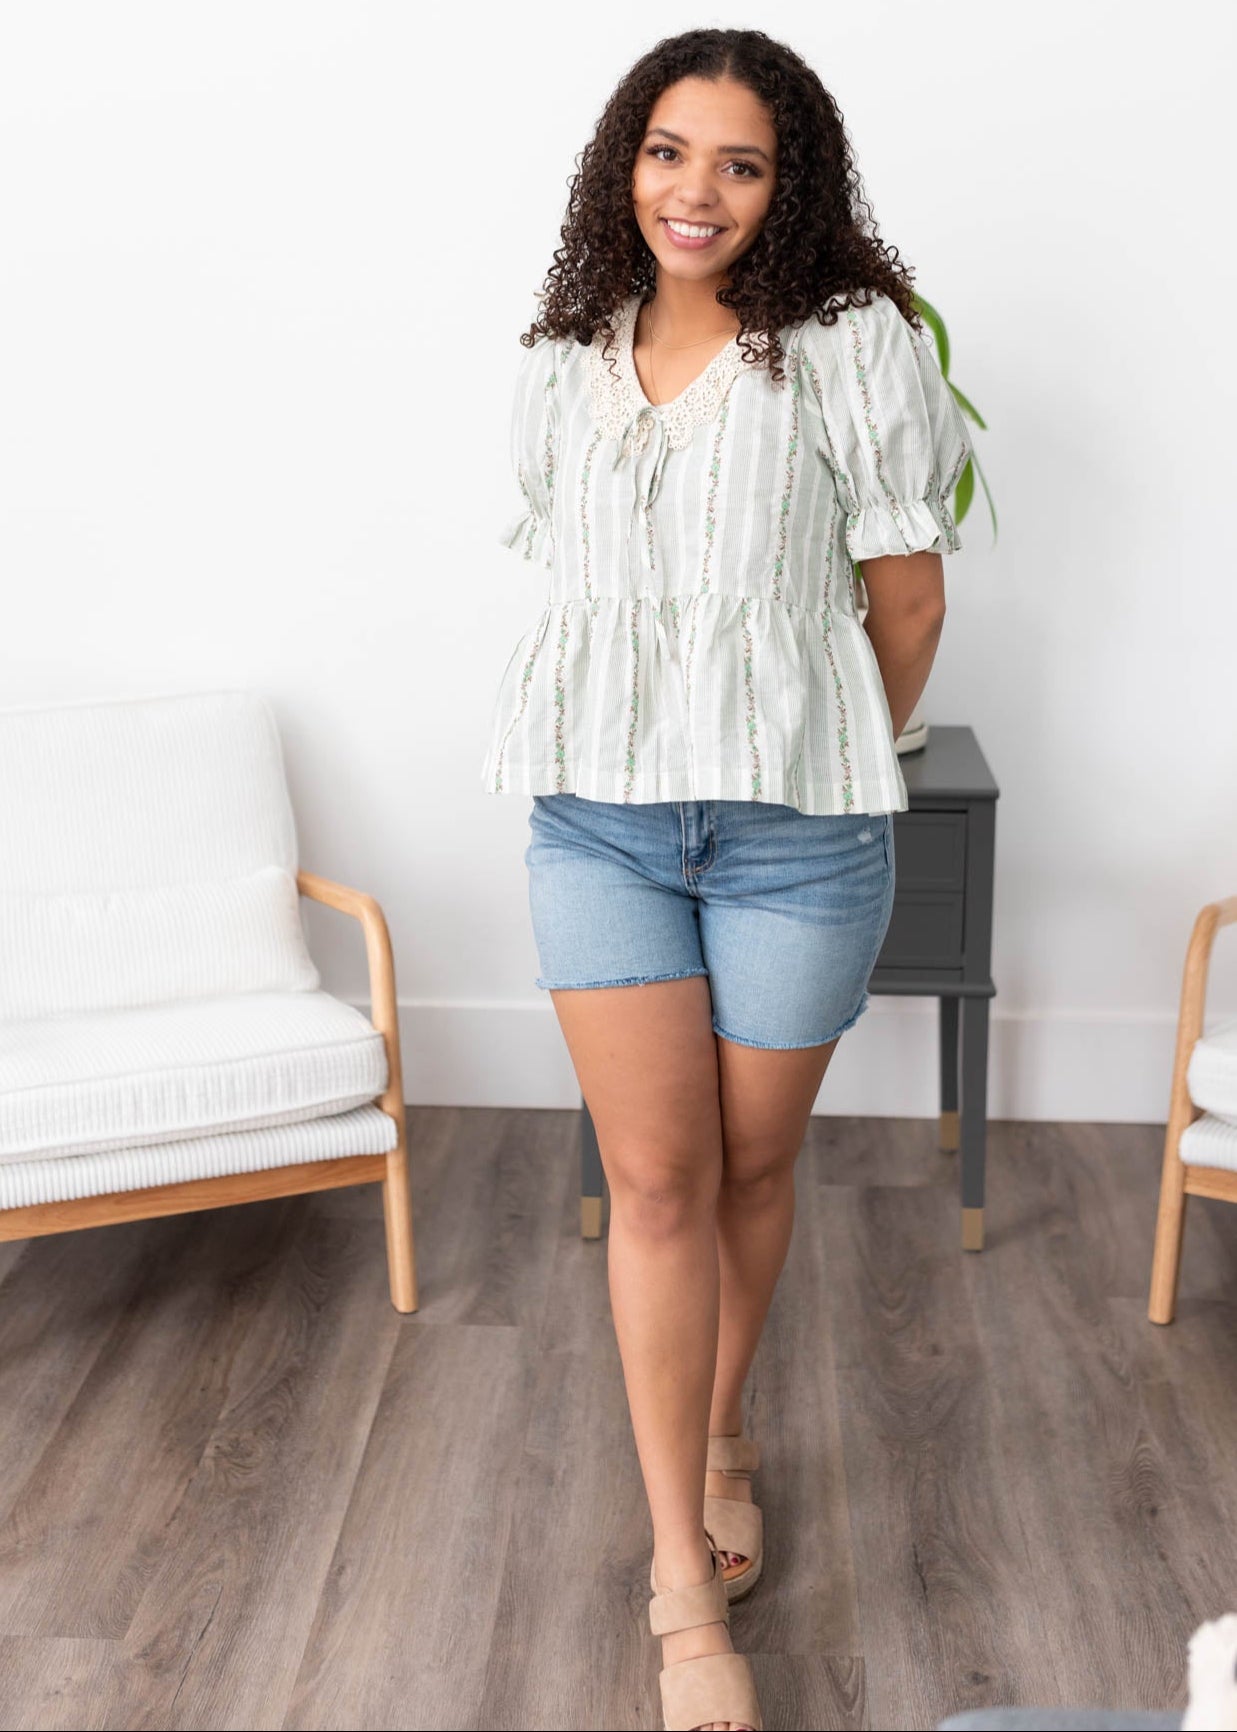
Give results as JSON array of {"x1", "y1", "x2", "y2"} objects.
[
  {"x1": 578, "y1": 724, "x2": 999, "y2": 1248},
  {"x1": 869, "y1": 724, "x2": 999, "y2": 1251}
]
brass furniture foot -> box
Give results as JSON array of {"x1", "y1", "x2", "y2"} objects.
[{"x1": 962, "y1": 1206, "x2": 984, "y2": 1252}]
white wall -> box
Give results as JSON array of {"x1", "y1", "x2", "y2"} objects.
[{"x1": 2, "y1": 1, "x2": 1234, "y2": 1121}]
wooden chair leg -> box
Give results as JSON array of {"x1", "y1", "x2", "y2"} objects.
[
  {"x1": 1148, "y1": 1121, "x2": 1188, "y2": 1325},
  {"x1": 382, "y1": 1134, "x2": 418, "y2": 1314}
]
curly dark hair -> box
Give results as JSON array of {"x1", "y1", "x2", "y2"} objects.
[{"x1": 521, "y1": 27, "x2": 923, "y2": 384}]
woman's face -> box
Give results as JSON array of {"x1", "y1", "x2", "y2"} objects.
[{"x1": 631, "y1": 75, "x2": 777, "y2": 287}]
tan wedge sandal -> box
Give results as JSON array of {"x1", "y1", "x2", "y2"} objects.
[
  {"x1": 649, "y1": 1545, "x2": 763, "y2": 1732},
  {"x1": 705, "y1": 1434, "x2": 763, "y2": 1603}
]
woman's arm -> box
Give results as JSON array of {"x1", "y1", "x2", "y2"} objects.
[{"x1": 858, "y1": 549, "x2": 947, "y2": 741}]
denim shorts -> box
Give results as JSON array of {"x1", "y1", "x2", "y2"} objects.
[{"x1": 524, "y1": 794, "x2": 896, "y2": 1050}]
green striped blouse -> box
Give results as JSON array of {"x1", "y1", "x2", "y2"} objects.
[{"x1": 481, "y1": 289, "x2": 971, "y2": 814}]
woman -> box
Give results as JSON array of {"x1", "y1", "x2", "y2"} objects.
[{"x1": 481, "y1": 27, "x2": 970, "y2": 1732}]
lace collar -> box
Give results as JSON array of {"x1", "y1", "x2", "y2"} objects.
[{"x1": 586, "y1": 294, "x2": 761, "y2": 456}]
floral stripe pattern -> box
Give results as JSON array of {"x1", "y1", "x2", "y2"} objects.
[
  {"x1": 491, "y1": 612, "x2": 550, "y2": 795},
  {"x1": 739, "y1": 597, "x2": 762, "y2": 798},
  {"x1": 845, "y1": 309, "x2": 906, "y2": 535},
  {"x1": 684, "y1": 394, "x2": 733, "y2": 717},
  {"x1": 908, "y1": 334, "x2": 966, "y2": 552},
  {"x1": 798, "y1": 348, "x2": 858, "y2": 518},
  {"x1": 817, "y1": 607, "x2": 854, "y2": 812},
  {"x1": 771, "y1": 362, "x2": 801, "y2": 603},
  {"x1": 552, "y1": 604, "x2": 571, "y2": 791},
  {"x1": 541, "y1": 369, "x2": 558, "y2": 501},
  {"x1": 699, "y1": 395, "x2": 730, "y2": 595},
  {"x1": 537, "y1": 366, "x2": 559, "y2": 563},
  {"x1": 622, "y1": 601, "x2": 641, "y2": 802},
  {"x1": 515, "y1": 462, "x2": 537, "y2": 562},
  {"x1": 818, "y1": 484, "x2": 854, "y2": 811},
  {"x1": 579, "y1": 424, "x2": 602, "y2": 605}
]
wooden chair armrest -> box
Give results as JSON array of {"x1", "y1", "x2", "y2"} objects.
[
  {"x1": 1167, "y1": 895, "x2": 1237, "y2": 1139},
  {"x1": 296, "y1": 870, "x2": 405, "y2": 1122}
]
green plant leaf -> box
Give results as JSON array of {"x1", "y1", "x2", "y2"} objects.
[
  {"x1": 953, "y1": 456, "x2": 975, "y2": 526},
  {"x1": 969, "y1": 444, "x2": 998, "y2": 539},
  {"x1": 948, "y1": 381, "x2": 988, "y2": 430},
  {"x1": 912, "y1": 292, "x2": 950, "y2": 376}
]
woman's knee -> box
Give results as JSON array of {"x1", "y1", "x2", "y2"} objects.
[
  {"x1": 606, "y1": 1146, "x2": 722, "y2": 1239},
  {"x1": 718, "y1": 1143, "x2": 797, "y2": 1209}
]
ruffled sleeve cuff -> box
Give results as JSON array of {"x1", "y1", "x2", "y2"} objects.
[
  {"x1": 845, "y1": 489, "x2": 963, "y2": 563},
  {"x1": 499, "y1": 506, "x2": 553, "y2": 566}
]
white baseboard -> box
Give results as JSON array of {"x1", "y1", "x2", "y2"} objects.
[{"x1": 343, "y1": 997, "x2": 1177, "y2": 1124}]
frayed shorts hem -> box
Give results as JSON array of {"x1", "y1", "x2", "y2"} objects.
[
  {"x1": 534, "y1": 966, "x2": 710, "y2": 991},
  {"x1": 533, "y1": 973, "x2": 870, "y2": 1050},
  {"x1": 711, "y1": 989, "x2": 870, "y2": 1050}
]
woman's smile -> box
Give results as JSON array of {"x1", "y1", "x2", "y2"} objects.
[{"x1": 660, "y1": 216, "x2": 728, "y2": 249}]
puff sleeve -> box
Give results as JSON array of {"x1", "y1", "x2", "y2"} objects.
[
  {"x1": 798, "y1": 294, "x2": 972, "y2": 562},
  {"x1": 497, "y1": 333, "x2": 561, "y2": 568}
]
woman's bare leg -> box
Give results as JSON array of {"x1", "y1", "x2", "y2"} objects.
[
  {"x1": 548, "y1": 975, "x2": 749, "y2": 1732},
  {"x1": 706, "y1": 1035, "x2": 841, "y2": 1565}
]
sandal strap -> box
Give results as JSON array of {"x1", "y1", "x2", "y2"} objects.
[
  {"x1": 649, "y1": 1552, "x2": 729, "y2": 1638},
  {"x1": 702, "y1": 1495, "x2": 763, "y2": 1563},
  {"x1": 659, "y1": 1651, "x2": 763, "y2": 1732},
  {"x1": 706, "y1": 1433, "x2": 760, "y2": 1476},
  {"x1": 649, "y1": 1530, "x2": 725, "y2": 1595}
]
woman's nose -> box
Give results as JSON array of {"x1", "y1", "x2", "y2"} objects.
[{"x1": 674, "y1": 169, "x2": 719, "y2": 209}]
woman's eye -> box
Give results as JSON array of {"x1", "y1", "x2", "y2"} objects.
[{"x1": 643, "y1": 145, "x2": 760, "y2": 177}]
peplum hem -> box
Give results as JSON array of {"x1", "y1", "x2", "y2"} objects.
[
  {"x1": 479, "y1": 592, "x2": 908, "y2": 817},
  {"x1": 481, "y1": 759, "x2": 908, "y2": 816}
]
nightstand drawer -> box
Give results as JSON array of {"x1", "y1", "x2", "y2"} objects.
[
  {"x1": 892, "y1": 812, "x2": 967, "y2": 890},
  {"x1": 877, "y1": 892, "x2": 965, "y2": 968}
]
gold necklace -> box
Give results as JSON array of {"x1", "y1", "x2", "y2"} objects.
[
  {"x1": 641, "y1": 301, "x2": 737, "y2": 405},
  {"x1": 645, "y1": 303, "x2": 739, "y2": 349}
]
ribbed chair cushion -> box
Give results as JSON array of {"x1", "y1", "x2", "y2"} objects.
[
  {"x1": 1187, "y1": 1016, "x2": 1237, "y2": 1125},
  {"x1": 0, "y1": 866, "x2": 317, "y2": 1020},
  {"x1": 0, "y1": 1103, "x2": 399, "y2": 1209},
  {"x1": 0, "y1": 991, "x2": 389, "y2": 1162},
  {"x1": 0, "y1": 690, "x2": 319, "y2": 1017},
  {"x1": 1180, "y1": 1112, "x2": 1237, "y2": 1172}
]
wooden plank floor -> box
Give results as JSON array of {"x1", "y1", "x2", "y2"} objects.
[{"x1": 1, "y1": 1112, "x2": 1235, "y2": 1730}]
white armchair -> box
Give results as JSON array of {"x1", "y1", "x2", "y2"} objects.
[{"x1": 0, "y1": 689, "x2": 416, "y2": 1312}]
